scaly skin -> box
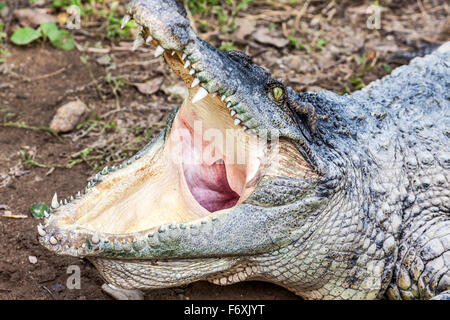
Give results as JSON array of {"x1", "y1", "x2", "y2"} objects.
[{"x1": 38, "y1": 0, "x2": 450, "y2": 300}]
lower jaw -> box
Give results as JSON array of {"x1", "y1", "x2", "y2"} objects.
[{"x1": 90, "y1": 255, "x2": 242, "y2": 290}]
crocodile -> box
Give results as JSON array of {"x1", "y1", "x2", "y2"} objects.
[{"x1": 38, "y1": 0, "x2": 450, "y2": 300}]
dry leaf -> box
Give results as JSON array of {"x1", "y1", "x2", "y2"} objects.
[
  {"x1": 235, "y1": 19, "x2": 256, "y2": 41},
  {"x1": 252, "y1": 28, "x2": 289, "y2": 48},
  {"x1": 13, "y1": 8, "x2": 58, "y2": 28}
]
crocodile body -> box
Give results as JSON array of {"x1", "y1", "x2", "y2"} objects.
[{"x1": 38, "y1": 0, "x2": 450, "y2": 300}]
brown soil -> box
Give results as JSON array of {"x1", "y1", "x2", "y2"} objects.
[{"x1": 0, "y1": 0, "x2": 448, "y2": 300}]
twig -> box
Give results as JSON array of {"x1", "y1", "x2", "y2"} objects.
[
  {"x1": 1, "y1": 213, "x2": 27, "y2": 219},
  {"x1": 417, "y1": 0, "x2": 428, "y2": 15},
  {"x1": 294, "y1": 0, "x2": 310, "y2": 32},
  {"x1": 23, "y1": 67, "x2": 68, "y2": 82},
  {"x1": 101, "y1": 108, "x2": 125, "y2": 119},
  {"x1": 41, "y1": 286, "x2": 56, "y2": 300},
  {"x1": 116, "y1": 59, "x2": 159, "y2": 68},
  {"x1": 183, "y1": 0, "x2": 198, "y2": 34},
  {"x1": 1, "y1": 122, "x2": 64, "y2": 143},
  {"x1": 4, "y1": 67, "x2": 67, "y2": 86}
]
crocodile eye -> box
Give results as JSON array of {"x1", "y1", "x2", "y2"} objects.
[
  {"x1": 273, "y1": 87, "x2": 284, "y2": 100},
  {"x1": 266, "y1": 80, "x2": 286, "y2": 105}
]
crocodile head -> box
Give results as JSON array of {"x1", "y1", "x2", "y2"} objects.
[{"x1": 38, "y1": 0, "x2": 341, "y2": 292}]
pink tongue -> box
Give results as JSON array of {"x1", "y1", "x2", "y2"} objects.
[
  {"x1": 184, "y1": 161, "x2": 239, "y2": 212},
  {"x1": 180, "y1": 124, "x2": 240, "y2": 213}
]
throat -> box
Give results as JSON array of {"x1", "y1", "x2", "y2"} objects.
[{"x1": 183, "y1": 159, "x2": 239, "y2": 212}]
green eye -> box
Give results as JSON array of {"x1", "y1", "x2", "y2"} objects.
[{"x1": 273, "y1": 87, "x2": 283, "y2": 100}]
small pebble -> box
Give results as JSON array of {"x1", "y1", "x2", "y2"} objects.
[
  {"x1": 50, "y1": 100, "x2": 88, "y2": 133},
  {"x1": 51, "y1": 283, "x2": 65, "y2": 292},
  {"x1": 28, "y1": 256, "x2": 38, "y2": 264}
]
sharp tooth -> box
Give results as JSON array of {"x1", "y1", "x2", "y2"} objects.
[
  {"x1": 184, "y1": 60, "x2": 191, "y2": 69},
  {"x1": 44, "y1": 210, "x2": 49, "y2": 218},
  {"x1": 64, "y1": 199, "x2": 67, "y2": 205},
  {"x1": 59, "y1": 200, "x2": 62, "y2": 206},
  {"x1": 242, "y1": 125, "x2": 248, "y2": 131},
  {"x1": 121, "y1": 15, "x2": 131, "y2": 29},
  {"x1": 182, "y1": 53, "x2": 187, "y2": 61},
  {"x1": 70, "y1": 196, "x2": 74, "y2": 201},
  {"x1": 102, "y1": 167, "x2": 108, "y2": 174},
  {"x1": 51, "y1": 193, "x2": 58, "y2": 209},
  {"x1": 230, "y1": 110, "x2": 236, "y2": 116},
  {"x1": 37, "y1": 225, "x2": 46, "y2": 236},
  {"x1": 49, "y1": 236, "x2": 58, "y2": 245},
  {"x1": 132, "y1": 35, "x2": 145, "y2": 51},
  {"x1": 171, "y1": 51, "x2": 176, "y2": 56},
  {"x1": 76, "y1": 191, "x2": 81, "y2": 198},
  {"x1": 189, "y1": 68, "x2": 195, "y2": 75},
  {"x1": 191, "y1": 78, "x2": 200, "y2": 88},
  {"x1": 227, "y1": 102, "x2": 232, "y2": 108},
  {"x1": 221, "y1": 95, "x2": 226, "y2": 101},
  {"x1": 192, "y1": 87, "x2": 209, "y2": 103},
  {"x1": 154, "y1": 45, "x2": 165, "y2": 57},
  {"x1": 234, "y1": 118, "x2": 241, "y2": 126},
  {"x1": 91, "y1": 234, "x2": 100, "y2": 244},
  {"x1": 145, "y1": 35, "x2": 153, "y2": 43}
]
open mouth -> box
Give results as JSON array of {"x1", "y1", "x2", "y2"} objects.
[
  {"x1": 42, "y1": 38, "x2": 270, "y2": 237},
  {"x1": 38, "y1": 18, "x2": 316, "y2": 254}
]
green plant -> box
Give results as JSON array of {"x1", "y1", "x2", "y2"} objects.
[
  {"x1": 219, "y1": 41, "x2": 236, "y2": 51},
  {"x1": 10, "y1": 22, "x2": 75, "y2": 50},
  {"x1": 316, "y1": 38, "x2": 329, "y2": 50},
  {"x1": 20, "y1": 150, "x2": 47, "y2": 168},
  {"x1": 30, "y1": 203, "x2": 49, "y2": 219},
  {"x1": 41, "y1": 22, "x2": 75, "y2": 50},
  {"x1": 188, "y1": 0, "x2": 219, "y2": 14},
  {"x1": 215, "y1": 7, "x2": 229, "y2": 25},
  {"x1": 10, "y1": 27, "x2": 41, "y2": 45},
  {"x1": 383, "y1": 63, "x2": 392, "y2": 73},
  {"x1": 0, "y1": 48, "x2": 10, "y2": 64},
  {"x1": 288, "y1": 36, "x2": 310, "y2": 53},
  {"x1": 350, "y1": 76, "x2": 365, "y2": 89},
  {"x1": 189, "y1": 0, "x2": 253, "y2": 33},
  {"x1": 231, "y1": 0, "x2": 253, "y2": 15}
]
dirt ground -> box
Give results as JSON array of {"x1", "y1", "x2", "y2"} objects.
[{"x1": 0, "y1": 0, "x2": 448, "y2": 300}]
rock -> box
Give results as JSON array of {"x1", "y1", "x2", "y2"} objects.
[
  {"x1": 51, "y1": 283, "x2": 65, "y2": 292},
  {"x1": 50, "y1": 100, "x2": 88, "y2": 133},
  {"x1": 28, "y1": 256, "x2": 38, "y2": 264},
  {"x1": 13, "y1": 8, "x2": 58, "y2": 28}
]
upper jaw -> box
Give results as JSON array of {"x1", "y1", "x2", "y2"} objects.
[
  {"x1": 126, "y1": 0, "x2": 307, "y2": 141},
  {"x1": 126, "y1": 0, "x2": 193, "y2": 51}
]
